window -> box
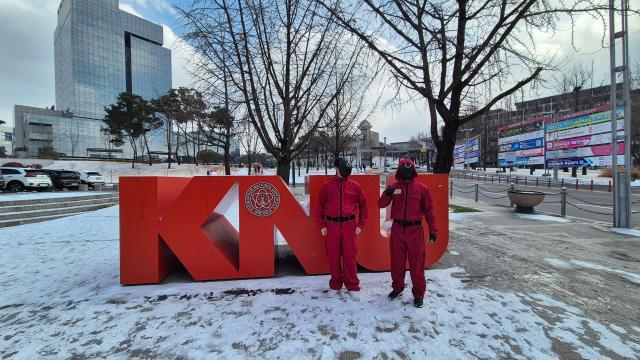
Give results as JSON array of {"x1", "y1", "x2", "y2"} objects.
[{"x1": 0, "y1": 169, "x2": 20, "y2": 175}]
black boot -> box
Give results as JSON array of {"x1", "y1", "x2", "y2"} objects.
[
  {"x1": 388, "y1": 290, "x2": 402, "y2": 300},
  {"x1": 414, "y1": 298, "x2": 423, "y2": 308}
]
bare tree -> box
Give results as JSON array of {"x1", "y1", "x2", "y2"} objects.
[
  {"x1": 61, "y1": 121, "x2": 80, "y2": 157},
  {"x1": 238, "y1": 117, "x2": 262, "y2": 174},
  {"x1": 319, "y1": 0, "x2": 633, "y2": 173},
  {"x1": 179, "y1": 0, "x2": 369, "y2": 183}
]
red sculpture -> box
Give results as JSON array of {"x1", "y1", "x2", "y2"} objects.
[{"x1": 119, "y1": 174, "x2": 449, "y2": 285}]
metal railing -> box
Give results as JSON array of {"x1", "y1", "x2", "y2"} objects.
[{"x1": 449, "y1": 179, "x2": 640, "y2": 219}]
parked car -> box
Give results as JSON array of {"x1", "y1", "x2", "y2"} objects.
[
  {"x1": 0, "y1": 167, "x2": 53, "y2": 192},
  {"x1": 41, "y1": 169, "x2": 81, "y2": 190},
  {"x1": 0, "y1": 170, "x2": 5, "y2": 190},
  {"x1": 79, "y1": 171, "x2": 106, "y2": 187}
]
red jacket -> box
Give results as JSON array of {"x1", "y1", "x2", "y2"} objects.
[
  {"x1": 316, "y1": 176, "x2": 368, "y2": 228},
  {"x1": 378, "y1": 159, "x2": 437, "y2": 235}
]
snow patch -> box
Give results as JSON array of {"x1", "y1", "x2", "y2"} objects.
[
  {"x1": 570, "y1": 260, "x2": 640, "y2": 285},
  {"x1": 544, "y1": 258, "x2": 573, "y2": 269},
  {"x1": 516, "y1": 214, "x2": 569, "y2": 223},
  {"x1": 448, "y1": 250, "x2": 460, "y2": 256},
  {"x1": 611, "y1": 227, "x2": 640, "y2": 237},
  {"x1": 610, "y1": 324, "x2": 627, "y2": 334}
]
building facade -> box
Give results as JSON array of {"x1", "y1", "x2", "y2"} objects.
[
  {"x1": 460, "y1": 85, "x2": 640, "y2": 167},
  {"x1": 14, "y1": 0, "x2": 172, "y2": 159}
]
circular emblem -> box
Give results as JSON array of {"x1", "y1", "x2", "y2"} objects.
[{"x1": 245, "y1": 182, "x2": 280, "y2": 217}]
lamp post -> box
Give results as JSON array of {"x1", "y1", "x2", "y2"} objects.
[
  {"x1": 460, "y1": 128, "x2": 473, "y2": 169},
  {"x1": 609, "y1": 0, "x2": 632, "y2": 228}
]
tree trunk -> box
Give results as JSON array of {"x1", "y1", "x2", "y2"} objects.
[
  {"x1": 167, "y1": 120, "x2": 173, "y2": 169},
  {"x1": 143, "y1": 134, "x2": 153, "y2": 166},
  {"x1": 176, "y1": 130, "x2": 181, "y2": 166},
  {"x1": 276, "y1": 156, "x2": 291, "y2": 184},
  {"x1": 433, "y1": 122, "x2": 459, "y2": 174},
  {"x1": 224, "y1": 128, "x2": 231, "y2": 175}
]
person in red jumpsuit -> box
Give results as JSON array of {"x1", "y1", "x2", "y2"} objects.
[
  {"x1": 317, "y1": 158, "x2": 368, "y2": 299},
  {"x1": 378, "y1": 158, "x2": 437, "y2": 308}
]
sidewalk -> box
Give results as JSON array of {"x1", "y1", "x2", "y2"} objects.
[{"x1": 1, "y1": 203, "x2": 639, "y2": 359}]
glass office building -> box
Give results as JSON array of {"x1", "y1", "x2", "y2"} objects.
[{"x1": 14, "y1": 0, "x2": 171, "y2": 159}]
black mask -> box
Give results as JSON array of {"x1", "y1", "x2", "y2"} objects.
[
  {"x1": 336, "y1": 158, "x2": 352, "y2": 178},
  {"x1": 399, "y1": 163, "x2": 415, "y2": 180}
]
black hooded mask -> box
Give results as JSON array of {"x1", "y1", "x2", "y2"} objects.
[
  {"x1": 335, "y1": 158, "x2": 352, "y2": 178},
  {"x1": 398, "y1": 162, "x2": 416, "y2": 180}
]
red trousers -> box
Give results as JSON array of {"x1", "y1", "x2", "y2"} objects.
[
  {"x1": 390, "y1": 223, "x2": 426, "y2": 299},
  {"x1": 325, "y1": 221, "x2": 360, "y2": 291}
]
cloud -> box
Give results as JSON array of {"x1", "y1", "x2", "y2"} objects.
[
  {"x1": 161, "y1": 24, "x2": 197, "y2": 88},
  {"x1": 0, "y1": 0, "x2": 59, "y2": 127}
]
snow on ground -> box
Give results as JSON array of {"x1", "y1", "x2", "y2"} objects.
[
  {"x1": 515, "y1": 214, "x2": 570, "y2": 223},
  {"x1": 0, "y1": 191, "x2": 113, "y2": 202},
  {"x1": 570, "y1": 260, "x2": 640, "y2": 285},
  {"x1": 612, "y1": 227, "x2": 640, "y2": 237},
  {"x1": 2, "y1": 207, "x2": 640, "y2": 358},
  {"x1": 544, "y1": 258, "x2": 574, "y2": 270},
  {"x1": 544, "y1": 258, "x2": 640, "y2": 285}
]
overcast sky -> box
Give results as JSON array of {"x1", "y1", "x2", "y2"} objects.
[{"x1": 0, "y1": 0, "x2": 637, "y2": 143}]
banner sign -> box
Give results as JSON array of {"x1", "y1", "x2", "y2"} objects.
[
  {"x1": 545, "y1": 106, "x2": 624, "y2": 133},
  {"x1": 547, "y1": 142, "x2": 625, "y2": 159},
  {"x1": 119, "y1": 175, "x2": 450, "y2": 285},
  {"x1": 499, "y1": 138, "x2": 544, "y2": 152},
  {"x1": 545, "y1": 155, "x2": 625, "y2": 168},
  {"x1": 546, "y1": 132, "x2": 624, "y2": 150},
  {"x1": 454, "y1": 135, "x2": 481, "y2": 165},
  {"x1": 498, "y1": 130, "x2": 544, "y2": 146}
]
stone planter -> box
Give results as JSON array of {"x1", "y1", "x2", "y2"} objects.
[
  {"x1": 78, "y1": 184, "x2": 89, "y2": 192},
  {"x1": 93, "y1": 183, "x2": 104, "y2": 191},
  {"x1": 507, "y1": 189, "x2": 545, "y2": 213}
]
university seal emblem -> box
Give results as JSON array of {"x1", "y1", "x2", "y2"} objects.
[{"x1": 245, "y1": 182, "x2": 280, "y2": 217}]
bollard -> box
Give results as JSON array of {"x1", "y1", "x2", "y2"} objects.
[
  {"x1": 575, "y1": 179, "x2": 579, "y2": 191},
  {"x1": 498, "y1": 176, "x2": 501, "y2": 184},
  {"x1": 450, "y1": 180, "x2": 453, "y2": 198},
  {"x1": 548, "y1": 178, "x2": 551, "y2": 188},
  {"x1": 608, "y1": 180, "x2": 612, "y2": 193},
  {"x1": 590, "y1": 180, "x2": 593, "y2": 191},
  {"x1": 509, "y1": 184, "x2": 515, "y2": 207},
  {"x1": 474, "y1": 183, "x2": 479, "y2": 202},
  {"x1": 560, "y1": 187, "x2": 567, "y2": 217},
  {"x1": 535, "y1": 178, "x2": 539, "y2": 187},
  {"x1": 515, "y1": 177, "x2": 518, "y2": 185},
  {"x1": 491, "y1": 175, "x2": 494, "y2": 183},
  {"x1": 524, "y1": 177, "x2": 527, "y2": 186},
  {"x1": 561, "y1": 178, "x2": 564, "y2": 187}
]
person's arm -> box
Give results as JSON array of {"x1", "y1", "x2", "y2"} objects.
[
  {"x1": 356, "y1": 184, "x2": 368, "y2": 228},
  {"x1": 423, "y1": 186, "x2": 438, "y2": 237},
  {"x1": 378, "y1": 182, "x2": 396, "y2": 208},
  {"x1": 316, "y1": 184, "x2": 328, "y2": 229}
]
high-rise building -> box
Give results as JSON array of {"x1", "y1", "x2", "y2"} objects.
[
  {"x1": 54, "y1": 0, "x2": 171, "y2": 119},
  {"x1": 14, "y1": 0, "x2": 171, "y2": 158}
]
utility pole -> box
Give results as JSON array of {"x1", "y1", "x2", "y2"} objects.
[
  {"x1": 609, "y1": 0, "x2": 632, "y2": 228},
  {"x1": 461, "y1": 128, "x2": 473, "y2": 169}
]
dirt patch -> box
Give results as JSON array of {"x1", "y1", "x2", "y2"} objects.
[
  {"x1": 338, "y1": 350, "x2": 362, "y2": 359},
  {"x1": 273, "y1": 288, "x2": 295, "y2": 295},
  {"x1": 376, "y1": 323, "x2": 399, "y2": 333}
]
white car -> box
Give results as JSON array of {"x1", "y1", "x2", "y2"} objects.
[
  {"x1": 79, "y1": 171, "x2": 106, "y2": 186},
  {"x1": 0, "y1": 167, "x2": 53, "y2": 192}
]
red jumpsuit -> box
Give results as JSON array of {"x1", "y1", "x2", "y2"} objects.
[
  {"x1": 317, "y1": 176, "x2": 368, "y2": 291},
  {"x1": 378, "y1": 159, "x2": 437, "y2": 299}
]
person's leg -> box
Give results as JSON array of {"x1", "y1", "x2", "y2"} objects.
[
  {"x1": 341, "y1": 221, "x2": 360, "y2": 291},
  {"x1": 390, "y1": 225, "x2": 408, "y2": 293},
  {"x1": 325, "y1": 222, "x2": 343, "y2": 290},
  {"x1": 406, "y1": 226, "x2": 426, "y2": 299}
]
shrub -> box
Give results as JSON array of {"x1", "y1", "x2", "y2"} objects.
[
  {"x1": 599, "y1": 167, "x2": 640, "y2": 180},
  {"x1": 2, "y1": 162, "x2": 24, "y2": 167}
]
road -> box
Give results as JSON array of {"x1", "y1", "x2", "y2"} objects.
[{"x1": 450, "y1": 178, "x2": 640, "y2": 226}]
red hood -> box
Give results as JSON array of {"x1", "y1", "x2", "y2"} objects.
[{"x1": 395, "y1": 158, "x2": 418, "y2": 181}]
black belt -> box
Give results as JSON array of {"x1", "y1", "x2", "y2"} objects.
[
  {"x1": 393, "y1": 219, "x2": 422, "y2": 227},
  {"x1": 326, "y1": 215, "x2": 356, "y2": 222}
]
